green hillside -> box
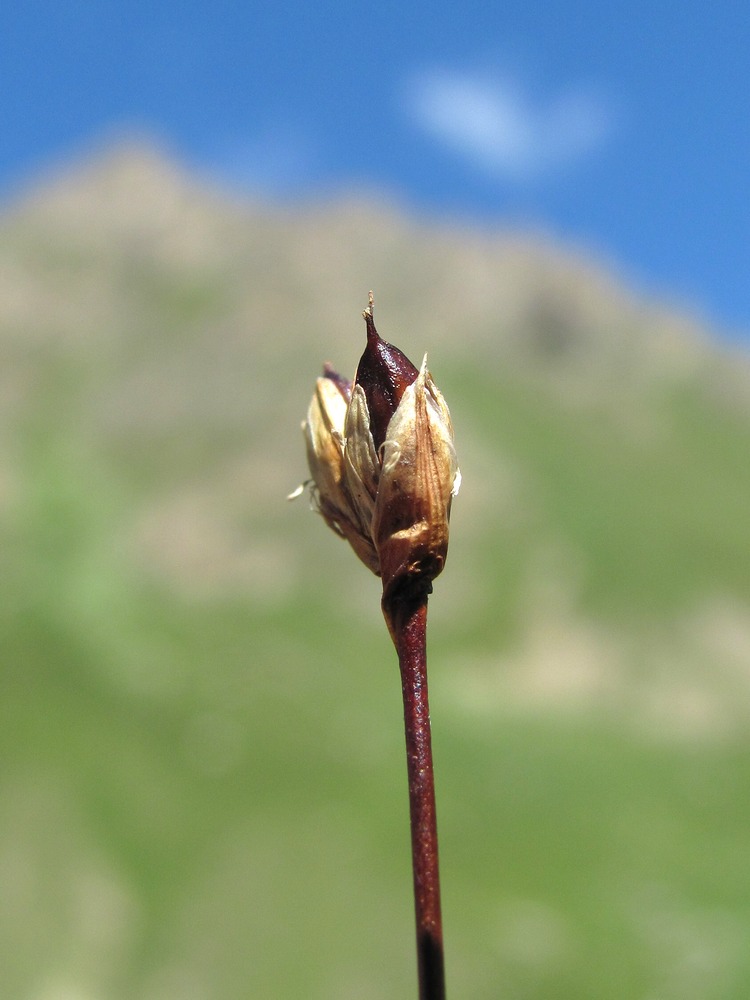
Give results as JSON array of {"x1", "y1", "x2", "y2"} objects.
[{"x1": 2, "y1": 141, "x2": 750, "y2": 999}]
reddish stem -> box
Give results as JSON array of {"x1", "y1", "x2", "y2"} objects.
[{"x1": 384, "y1": 589, "x2": 446, "y2": 1000}]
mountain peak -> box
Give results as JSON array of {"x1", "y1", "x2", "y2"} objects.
[
  {"x1": 7, "y1": 134, "x2": 229, "y2": 240},
  {"x1": 1, "y1": 132, "x2": 741, "y2": 394}
]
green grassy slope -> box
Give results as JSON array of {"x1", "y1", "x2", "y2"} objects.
[{"x1": 2, "y1": 142, "x2": 750, "y2": 999}]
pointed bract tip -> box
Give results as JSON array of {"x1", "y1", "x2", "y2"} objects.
[{"x1": 355, "y1": 299, "x2": 420, "y2": 451}]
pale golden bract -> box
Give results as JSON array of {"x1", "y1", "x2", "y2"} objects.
[
  {"x1": 304, "y1": 376, "x2": 379, "y2": 573},
  {"x1": 303, "y1": 356, "x2": 460, "y2": 595}
]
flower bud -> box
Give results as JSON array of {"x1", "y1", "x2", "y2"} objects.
[{"x1": 298, "y1": 296, "x2": 460, "y2": 597}]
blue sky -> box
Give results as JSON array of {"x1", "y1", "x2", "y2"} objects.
[{"x1": 2, "y1": 1, "x2": 748, "y2": 338}]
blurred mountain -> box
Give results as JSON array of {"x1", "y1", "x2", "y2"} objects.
[{"x1": 3, "y1": 139, "x2": 750, "y2": 1000}]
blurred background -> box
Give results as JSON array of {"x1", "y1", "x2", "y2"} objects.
[{"x1": 2, "y1": 3, "x2": 750, "y2": 999}]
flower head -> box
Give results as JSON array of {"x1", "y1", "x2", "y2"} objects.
[{"x1": 299, "y1": 294, "x2": 460, "y2": 599}]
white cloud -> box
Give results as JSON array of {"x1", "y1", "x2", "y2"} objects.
[{"x1": 405, "y1": 69, "x2": 612, "y2": 181}]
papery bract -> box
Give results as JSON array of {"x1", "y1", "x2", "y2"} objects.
[
  {"x1": 373, "y1": 357, "x2": 460, "y2": 599},
  {"x1": 303, "y1": 370, "x2": 379, "y2": 573}
]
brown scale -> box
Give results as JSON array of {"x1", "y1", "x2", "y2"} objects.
[{"x1": 355, "y1": 307, "x2": 419, "y2": 451}]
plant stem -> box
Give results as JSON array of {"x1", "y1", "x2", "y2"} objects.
[{"x1": 383, "y1": 587, "x2": 446, "y2": 1000}]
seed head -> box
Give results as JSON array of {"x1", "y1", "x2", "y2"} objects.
[{"x1": 299, "y1": 294, "x2": 460, "y2": 599}]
